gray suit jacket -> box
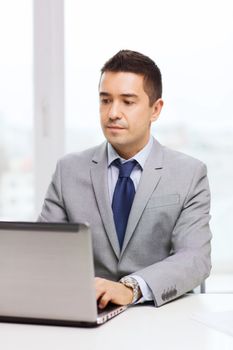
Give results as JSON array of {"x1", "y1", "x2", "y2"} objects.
[{"x1": 38, "y1": 138, "x2": 212, "y2": 306}]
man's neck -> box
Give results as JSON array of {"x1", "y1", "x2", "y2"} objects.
[
  {"x1": 111, "y1": 136, "x2": 153, "y2": 160},
  {"x1": 110, "y1": 136, "x2": 153, "y2": 160}
]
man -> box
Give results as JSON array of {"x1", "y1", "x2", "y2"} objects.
[{"x1": 38, "y1": 50, "x2": 212, "y2": 308}]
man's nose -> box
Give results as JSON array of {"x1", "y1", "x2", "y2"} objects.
[{"x1": 108, "y1": 102, "x2": 122, "y2": 120}]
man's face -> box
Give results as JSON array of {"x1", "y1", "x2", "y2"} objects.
[{"x1": 99, "y1": 71, "x2": 163, "y2": 159}]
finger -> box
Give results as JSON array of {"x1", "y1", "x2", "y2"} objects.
[
  {"x1": 95, "y1": 279, "x2": 106, "y2": 300},
  {"x1": 98, "y1": 293, "x2": 110, "y2": 309},
  {"x1": 96, "y1": 289, "x2": 105, "y2": 301}
]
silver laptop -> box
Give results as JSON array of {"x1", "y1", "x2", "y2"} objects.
[{"x1": 0, "y1": 222, "x2": 127, "y2": 327}]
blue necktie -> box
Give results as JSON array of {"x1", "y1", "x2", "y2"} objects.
[{"x1": 112, "y1": 159, "x2": 137, "y2": 249}]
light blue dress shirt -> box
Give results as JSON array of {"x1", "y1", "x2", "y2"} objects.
[{"x1": 107, "y1": 136, "x2": 154, "y2": 303}]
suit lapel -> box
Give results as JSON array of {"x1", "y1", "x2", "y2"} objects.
[
  {"x1": 121, "y1": 139, "x2": 164, "y2": 255},
  {"x1": 90, "y1": 143, "x2": 120, "y2": 259}
]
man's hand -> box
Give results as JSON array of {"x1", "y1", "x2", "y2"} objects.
[{"x1": 95, "y1": 277, "x2": 133, "y2": 309}]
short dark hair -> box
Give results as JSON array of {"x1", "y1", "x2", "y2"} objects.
[{"x1": 101, "y1": 50, "x2": 162, "y2": 106}]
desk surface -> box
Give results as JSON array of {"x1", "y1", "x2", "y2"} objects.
[{"x1": 1, "y1": 294, "x2": 233, "y2": 350}]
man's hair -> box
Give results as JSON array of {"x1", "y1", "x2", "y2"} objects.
[{"x1": 101, "y1": 50, "x2": 162, "y2": 106}]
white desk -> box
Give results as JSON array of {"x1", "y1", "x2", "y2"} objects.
[{"x1": 1, "y1": 294, "x2": 233, "y2": 350}]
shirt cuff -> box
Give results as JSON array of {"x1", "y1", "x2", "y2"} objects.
[{"x1": 131, "y1": 275, "x2": 154, "y2": 303}]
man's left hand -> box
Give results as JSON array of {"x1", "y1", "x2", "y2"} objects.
[{"x1": 95, "y1": 277, "x2": 133, "y2": 309}]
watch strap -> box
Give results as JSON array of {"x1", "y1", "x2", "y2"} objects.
[{"x1": 119, "y1": 276, "x2": 141, "y2": 304}]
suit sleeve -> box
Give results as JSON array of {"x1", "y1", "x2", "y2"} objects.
[
  {"x1": 38, "y1": 160, "x2": 68, "y2": 222},
  {"x1": 135, "y1": 162, "x2": 212, "y2": 306}
]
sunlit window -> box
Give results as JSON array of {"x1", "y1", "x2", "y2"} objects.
[
  {"x1": 0, "y1": 1, "x2": 34, "y2": 220},
  {"x1": 65, "y1": 0, "x2": 233, "y2": 276}
]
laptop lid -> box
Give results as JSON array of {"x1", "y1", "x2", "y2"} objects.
[{"x1": 0, "y1": 222, "x2": 102, "y2": 326}]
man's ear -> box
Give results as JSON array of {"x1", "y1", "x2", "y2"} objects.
[{"x1": 151, "y1": 98, "x2": 164, "y2": 122}]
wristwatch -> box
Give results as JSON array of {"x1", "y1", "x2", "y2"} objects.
[{"x1": 119, "y1": 276, "x2": 141, "y2": 304}]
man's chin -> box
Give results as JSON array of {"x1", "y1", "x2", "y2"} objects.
[
  {"x1": 105, "y1": 136, "x2": 127, "y2": 147},
  {"x1": 104, "y1": 132, "x2": 127, "y2": 144}
]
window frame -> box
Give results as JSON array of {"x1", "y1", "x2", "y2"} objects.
[{"x1": 34, "y1": 0, "x2": 65, "y2": 215}]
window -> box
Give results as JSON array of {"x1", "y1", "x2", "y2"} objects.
[
  {"x1": 0, "y1": 1, "x2": 34, "y2": 220},
  {"x1": 65, "y1": 0, "x2": 233, "y2": 276},
  {"x1": 1, "y1": 0, "x2": 232, "y2": 285}
]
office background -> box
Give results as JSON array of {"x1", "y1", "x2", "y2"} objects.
[{"x1": 0, "y1": 0, "x2": 232, "y2": 289}]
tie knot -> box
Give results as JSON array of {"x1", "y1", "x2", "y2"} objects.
[{"x1": 113, "y1": 159, "x2": 137, "y2": 178}]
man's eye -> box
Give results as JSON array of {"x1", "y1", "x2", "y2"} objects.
[
  {"x1": 124, "y1": 100, "x2": 134, "y2": 105},
  {"x1": 101, "y1": 98, "x2": 111, "y2": 104}
]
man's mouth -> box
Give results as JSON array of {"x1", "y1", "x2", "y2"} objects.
[{"x1": 106, "y1": 125, "x2": 125, "y2": 130}]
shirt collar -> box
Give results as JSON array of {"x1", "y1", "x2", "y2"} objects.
[{"x1": 107, "y1": 136, "x2": 154, "y2": 169}]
